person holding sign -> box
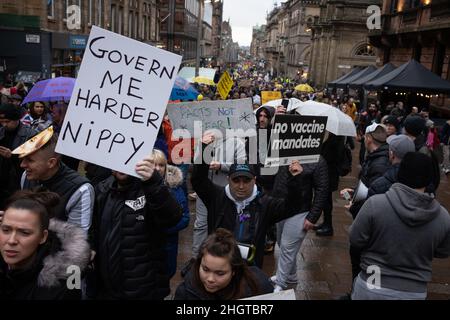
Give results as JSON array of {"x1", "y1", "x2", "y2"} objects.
[
  {"x1": 269, "y1": 127, "x2": 329, "y2": 291},
  {"x1": 191, "y1": 131, "x2": 304, "y2": 268},
  {"x1": 174, "y1": 228, "x2": 273, "y2": 300},
  {"x1": 91, "y1": 153, "x2": 181, "y2": 299}
]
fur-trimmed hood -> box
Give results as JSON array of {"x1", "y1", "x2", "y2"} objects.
[
  {"x1": 165, "y1": 165, "x2": 183, "y2": 189},
  {"x1": 38, "y1": 219, "x2": 90, "y2": 288}
]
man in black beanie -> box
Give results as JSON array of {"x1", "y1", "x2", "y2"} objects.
[
  {"x1": 350, "y1": 152, "x2": 450, "y2": 300},
  {"x1": 382, "y1": 115, "x2": 400, "y2": 137},
  {"x1": 0, "y1": 104, "x2": 35, "y2": 208},
  {"x1": 403, "y1": 115, "x2": 440, "y2": 194}
]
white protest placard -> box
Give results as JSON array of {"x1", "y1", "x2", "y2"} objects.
[
  {"x1": 265, "y1": 114, "x2": 327, "y2": 167},
  {"x1": 55, "y1": 26, "x2": 182, "y2": 177},
  {"x1": 166, "y1": 98, "x2": 256, "y2": 138}
]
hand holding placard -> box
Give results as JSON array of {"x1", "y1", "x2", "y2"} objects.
[
  {"x1": 135, "y1": 155, "x2": 155, "y2": 181},
  {"x1": 289, "y1": 160, "x2": 303, "y2": 176}
]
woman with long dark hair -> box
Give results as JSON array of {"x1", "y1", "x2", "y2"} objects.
[
  {"x1": 0, "y1": 189, "x2": 90, "y2": 299},
  {"x1": 174, "y1": 228, "x2": 273, "y2": 300}
]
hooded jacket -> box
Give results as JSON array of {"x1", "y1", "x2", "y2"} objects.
[
  {"x1": 0, "y1": 219, "x2": 90, "y2": 300},
  {"x1": 350, "y1": 183, "x2": 450, "y2": 293}
]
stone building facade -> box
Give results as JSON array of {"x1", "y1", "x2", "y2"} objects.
[
  {"x1": 369, "y1": 0, "x2": 450, "y2": 115},
  {"x1": 286, "y1": 0, "x2": 320, "y2": 80},
  {"x1": 0, "y1": 0, "x2": 159, "y2": 78},
  {"x1": 308, "y1": 0, "x2": 382, "y2": 88}
]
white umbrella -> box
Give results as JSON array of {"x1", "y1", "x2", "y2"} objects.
[
  {"x1": 293, "y1": 100, "x2": 357, "y2": 137},
  {"x1": 262, "y1": 98, "x2": 302, "y2": 112}
]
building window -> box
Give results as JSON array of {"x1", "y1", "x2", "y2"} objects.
[
  {"x1": 47, "y1": 0, "x2": 55, "y2": 18},
  {"x1": 96, "y1": 0, "x2": 103, "y2": 27},
  {"x1": 407, "y1": 0, "x2": 421, "y2": 9},
  {"x1": 390, "y1": 0, "x2": 398, "y2": 13},
  {"x1": 88, "y1": 0, "x2": 93, "y2": 24},
  {"x1": 65, "y1": 0, "x2": 81, "y2": 20},
  {"x1": 354, "y1": 44, "x2": 376, "y2": 57},
  {"x1": 432, "y1": 43, "x2": 446, "y2": 76},
  {"x1": 111, "y1": 4, "x2": 116, "y2": 32},
  {"x1": 135, "y1": 12, "x2": 139, "y2": 39},
  {"x1": 118, "y1": 7, "x2": 123, "y2": 34}
]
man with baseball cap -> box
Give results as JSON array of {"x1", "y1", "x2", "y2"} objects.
[
  {"x1": 341, "y1": 123, "x2": 390, "y2": 218},
  {"x1": 0, "y1": 103, "x2": 35, "y2": 208},
  {"x1": 368, "y1": 134, "x2": 416, "y2": 197},
  {"x1": 191, "y1": 132, "x2": 304, "y2": 268}
]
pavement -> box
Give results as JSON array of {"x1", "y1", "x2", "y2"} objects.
[{"x1": 170, "y1": 145, "x2": 450, "y2": 300}]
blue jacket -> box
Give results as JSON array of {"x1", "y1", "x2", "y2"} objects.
[{"x1": 165, "y1": 165, "x2": 190, "y2": 278}]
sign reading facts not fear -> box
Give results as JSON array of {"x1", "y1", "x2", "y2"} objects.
[
  {"x1": 166, "y1": 98, "x2": 256, "y2": 138},
  {"x1": 55, "y1": 26, "x2": 182, "y2": 177}
]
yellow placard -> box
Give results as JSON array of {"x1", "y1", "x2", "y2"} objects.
[
  {"x1": 261, "y1": 91, "x2": 282, "y2": 105},
  {"x1": 217, "y1": 71, "x2": 234, "y2": 100}
]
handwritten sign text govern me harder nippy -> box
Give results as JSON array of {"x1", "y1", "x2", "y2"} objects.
[{"x1": 56, "y1": 26, "x2": 182, "y2": 177}]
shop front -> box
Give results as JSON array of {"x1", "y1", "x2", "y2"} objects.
[{"x1": 51, "y1": 33, "x2": 88, "y2": 78}]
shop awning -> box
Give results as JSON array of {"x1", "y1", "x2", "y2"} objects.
[
  {"x1": 334, "y1": 65, "x2": 377, "y2": 89},
  {"x1": 364, "y1": 59, "x2": 450, "y2": 94},
  {"x1": 348, "y1": 63, "x2": 396, "y2": 89}
]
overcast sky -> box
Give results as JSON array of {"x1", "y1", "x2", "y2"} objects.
[{"x1": 223, "y1": 0, "x2": 276, "y2": 47}]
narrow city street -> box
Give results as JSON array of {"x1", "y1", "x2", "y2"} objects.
[{"x1": 171, "y1": 144, "x2": 450, "y2": 300}]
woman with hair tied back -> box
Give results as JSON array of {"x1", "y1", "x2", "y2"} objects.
[
  {"x1": 174, "y1": 228, "x2": 273, "y2": 300},
  {"x1": 0, "y1": 189, "x2": 91, "y2": 300}
]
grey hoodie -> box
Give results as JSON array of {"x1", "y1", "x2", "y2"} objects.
[{"x1": 350, "y1": 183, "x2": 450, "y2": 293}]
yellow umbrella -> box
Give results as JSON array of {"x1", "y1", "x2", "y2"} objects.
[
  {"x1": 295, "y1": 83, "x2": 314, "y2": 92},
  {"x1": 192, "y1": 76, "x2": 216, "y2": 86}
]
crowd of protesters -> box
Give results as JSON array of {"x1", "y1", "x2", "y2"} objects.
[{"x1": 0, "y1": 64, "x2": 450, "y2": 301}]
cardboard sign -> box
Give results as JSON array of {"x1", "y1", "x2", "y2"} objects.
[
  {"x1": 238, "y1": 79, "x2": 253, "y2": 88},
  {"x1": 265, "y1": 114, "x2": 327, "y2": 167},
  {"x1": 55, "y1": 26, "x2": 182, "y2": 177},
  {"x1": 217, "y1": 71, "x2": 233, "y2": 100},
  {"x1": 261, "y1": 91, "x2": 282, "y2": 104},
  {"x1": 166, "y1": 98, "x2": 256, "y2": 138}
]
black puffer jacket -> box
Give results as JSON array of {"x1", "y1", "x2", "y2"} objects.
[
  {"x1": 368, "y1": 163, "x2": 400, "y2": 198},
  {"x1": 192, "y1": 157, "x2": 304, "y2": 268},
  {"x1": 359, "y1": 143, "x2": 390, "y2": 187},
  {"x1": 93, "y1": 172, "x2": 181, "y2": 299},
  {"x1": 272, "y1": 157, "x2": 329, "y2": 224},
  {"x1": 350, "y1": 143, "x2": 390, "y2": 218},
  {"x1": 174, "y1": 266, "x2": 274, "y2": 300},
  {"x1": 0, "y1": 219, "x2": 90, "y2": 300}
]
